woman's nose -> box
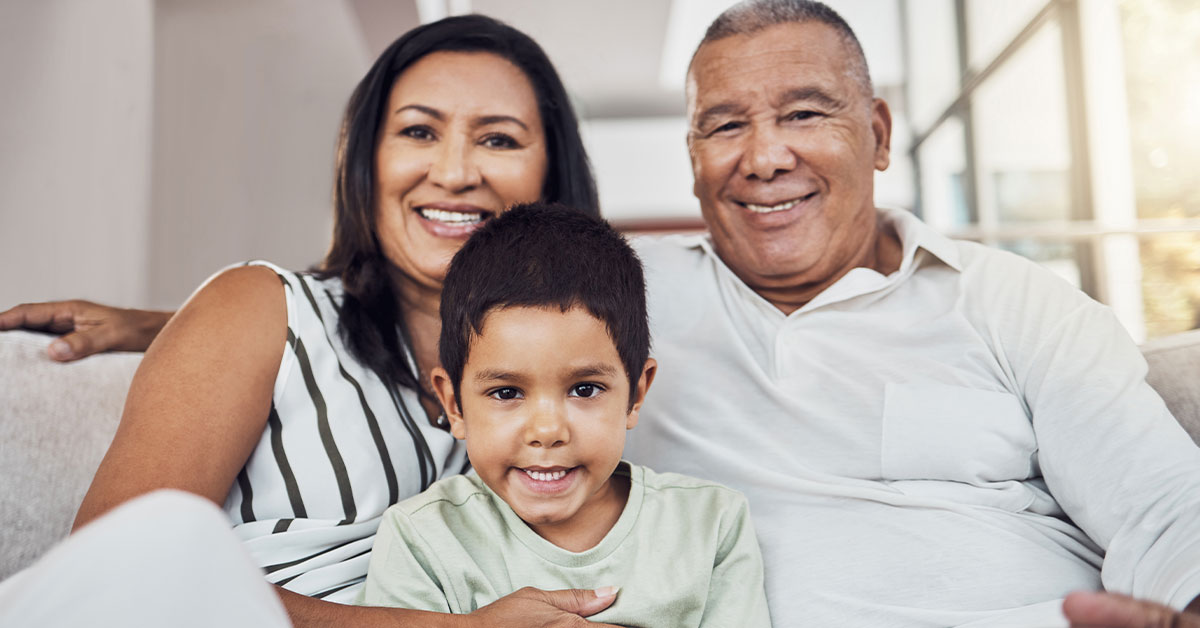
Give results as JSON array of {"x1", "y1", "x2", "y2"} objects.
[{"x1": 428, "y1": 135, "x2": 482, "y2": 192}]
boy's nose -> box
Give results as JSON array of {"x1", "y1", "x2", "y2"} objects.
[{"x1": 523, "y1": 400, "x2": 569, "y2": 448}]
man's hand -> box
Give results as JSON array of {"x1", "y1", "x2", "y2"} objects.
[
  {"x1": 1063, "y1": 591, "x2": 1200, "y2": 627},
  {"x1": 0, "y1": 300, "x2": 171, "y2": 361},
  {"x1": 462, "y1": 587, "x2": 621, "y2": 628}
]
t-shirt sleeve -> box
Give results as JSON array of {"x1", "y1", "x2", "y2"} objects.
[
  {"x1": 357, "y1": 506, "x2": 453, "y2": 612},
  {"x1": 699, "y1": 493, "x2": 772, "y2": 628}
]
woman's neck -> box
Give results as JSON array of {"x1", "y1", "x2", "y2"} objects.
[{"x1": 391, "y1": 270, "x2": 444, "y2": 422}]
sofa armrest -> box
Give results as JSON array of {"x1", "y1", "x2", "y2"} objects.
[
  {"x1": 0, "y1": 330, "x2": 141, "y2": 580},
  {"x1": 1143, "y1": 329, "x2": 1200, "y2": 446}
]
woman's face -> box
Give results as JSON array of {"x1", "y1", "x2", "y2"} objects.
[{"x1": 374, "y1": 51, "x2": 548, "y2": 292}]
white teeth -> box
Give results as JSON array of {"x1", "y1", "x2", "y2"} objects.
[
  {"x1": 418, "y1": 208, "x2": 486, "y2": 224},
  {"x1": 744, "y1": 198, "x2": 804, "y2": 213},
  {"x1": 523, "y1": 469, "x2": 568, "y2": 482}
]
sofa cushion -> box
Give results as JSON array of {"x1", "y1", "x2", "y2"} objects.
[
  {"x1": 0, "y1": 331, "x2": 141, "y2": 581},
  {"x1": 1143, "y1": 328, "x2": 1200, "y2": 446}
]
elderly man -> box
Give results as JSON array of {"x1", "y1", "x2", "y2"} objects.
[{"x1": 626, "y1": 1, "x2": 1200, "y2": 627}]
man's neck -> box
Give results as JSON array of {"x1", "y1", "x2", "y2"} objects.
[{"x1": 752, "y1": 214, "x2": 903, "y2": 315}]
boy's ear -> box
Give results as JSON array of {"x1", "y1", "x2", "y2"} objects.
[
  {"x1": 625, "y1": 358, "x2": 657, "y2": 430},
  {"x1": 431, "y1": 366, "x2": 467, "y2": 440}
]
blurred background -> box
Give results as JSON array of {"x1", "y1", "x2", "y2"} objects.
[{"x1": 1, "y1": 0, "x2": 1197, "y2": 342}]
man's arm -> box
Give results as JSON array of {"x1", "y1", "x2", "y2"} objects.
[
  {"x1": 982, "y1": 258, "x2": 1200, "y2": 609},
  {"x1": 0, "y1": 300, "x2": 171, "y2": 360}
]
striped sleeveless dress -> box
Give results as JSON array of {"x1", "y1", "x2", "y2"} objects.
[{"x1": 220, "y1": 261, "x2": 468, "y2": 604}]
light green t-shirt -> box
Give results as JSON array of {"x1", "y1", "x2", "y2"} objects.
[{"x1": 359, "y1": 462, "x2": 770, "y2": 627}]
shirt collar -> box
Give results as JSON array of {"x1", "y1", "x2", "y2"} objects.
[{"x1": 878, "y1": 206, "x2": 962, "y2": 273}]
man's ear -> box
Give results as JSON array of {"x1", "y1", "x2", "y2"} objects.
[
  {"x1": 871, "y1": 97, "x2": 893, "y2": 172},
  {"x1": 625, "y1": 358, "x2": 658, "y2": 430},
  {"x1": 431, "y1": 367, "x2": 466, "y2": 440}
]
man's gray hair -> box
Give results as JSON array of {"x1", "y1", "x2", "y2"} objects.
[{"x1": 694, "y1": 0, "x2": 873, "y2": 97}]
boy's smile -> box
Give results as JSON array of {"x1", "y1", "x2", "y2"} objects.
[{"x1": 433, "y1": 305, "x2": 655, "y2": 551}]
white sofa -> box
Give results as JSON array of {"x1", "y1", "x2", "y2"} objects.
[{"x1": 2, "y1": 327, "x2": 1200, "y2": 581}]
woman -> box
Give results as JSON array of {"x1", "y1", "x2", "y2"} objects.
[{"x1": 16, "y1": 14, "x2": 616, "y2": 628}]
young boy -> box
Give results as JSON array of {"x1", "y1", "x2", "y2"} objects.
[{"x1": 360, "y1": 204, "x2": 769, "y2": 627}]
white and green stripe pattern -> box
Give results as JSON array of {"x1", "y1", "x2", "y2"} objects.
[{"x1": 221, "y1": 260, "x2": 468, "y2": 603}]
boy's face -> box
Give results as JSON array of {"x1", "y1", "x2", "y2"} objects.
[{"x1": 432, "y1": 305, "x2": 655, "y2": 542}]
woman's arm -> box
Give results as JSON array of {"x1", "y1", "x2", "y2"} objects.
[
  {"x1": 73, "y1": 266, "x2": 284, "y2": 527},
  {"x1": 0, "y1": 300, "x2": 172, "y2": 361}
]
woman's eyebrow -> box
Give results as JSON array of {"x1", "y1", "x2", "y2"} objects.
[
  {"x1": 475, "y1": 115, "x2": 529, "y2": 131},
  {"x1": 393, "y1": 103, "x2": 443, "y2": 119}
]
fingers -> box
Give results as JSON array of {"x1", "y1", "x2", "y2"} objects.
[
  {"x1": 1063, "y1": 591, "x2": 1199, "y2": 628},
  {"x1": 50, "y1": 328, "x2": 114, "y2": 361},
  {"x1": 0, "y1": 301, "x2": 80, "y2": 333},
  {"x1": 529, "y1": 586, "x2": 619, "y2": 618}
]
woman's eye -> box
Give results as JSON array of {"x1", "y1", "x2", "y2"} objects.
[
  {"x1": 481, "y1": 134, "x2": 519, "y2": 149},
  {"x1": 400, "y1": 125, "x2": 435, "y2": 141},
  {"x1": 488, "y1": 387, "x2": 522, "y2": 401},
  {"x1": 569, "y1": 383, "x2": 603, "y2": 399}
]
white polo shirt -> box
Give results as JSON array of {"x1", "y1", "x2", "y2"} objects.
[{"x1": 626, "y1": 207, "x2": 1200, "y2": 627}]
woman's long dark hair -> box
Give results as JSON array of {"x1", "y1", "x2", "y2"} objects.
[{"x1": 317, "y1": 14, "x2": 599, "y2": 401}]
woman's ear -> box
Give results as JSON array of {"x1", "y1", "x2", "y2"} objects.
[
  {"x1": 625, "y1": 358, "x2": 658, "y2": 430},
  {"x1": 431, "y1": 367, "x2": 466, "y2": 440}
]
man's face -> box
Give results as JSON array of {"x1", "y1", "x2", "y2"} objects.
[{"x1": 687, "y1": 21, "x2": 892, "y2": 294}]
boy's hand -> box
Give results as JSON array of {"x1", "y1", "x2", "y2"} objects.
[{"x1": 463, "y1": 587, "x2": 621, "y2": 627}]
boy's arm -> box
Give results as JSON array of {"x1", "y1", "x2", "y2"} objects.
[
  {"x1": 699, "y1": 494, "x2": 772, "y2": 628},
  {"x1": 360, "y1": 507, "x2": 455, "y2": 613}
]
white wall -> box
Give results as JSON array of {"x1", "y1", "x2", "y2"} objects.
[
  {"x1": 0, "y1": 0, "x2": 374, "y2": 310},
  {"x1": 0, "y1": 0, "x2": 154, "y2": 307},
  {"x1": 147, "y1": 0, "x2": 370, "y2": 307}
]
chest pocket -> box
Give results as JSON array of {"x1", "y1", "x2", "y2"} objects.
[{"x1": 881, "y1": 382, "x2": 1037, "y2": 484}]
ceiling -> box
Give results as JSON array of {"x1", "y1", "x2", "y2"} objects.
[{"x1": 346, "y1": 0, "x2": 904, "y2": 120}]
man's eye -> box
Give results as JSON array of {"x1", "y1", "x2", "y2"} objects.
[
  {"x1": 489, "y1": 387, "x2": 522, "y2": 401},
  {"x1": 569, "y1": 383, "x2": 603, "y2": 399},
  {"x1": 711, "y1": 121, "x2": 743, "y2": 135},
  {"x1": 400, "y1": 125, "x2": 435, "y2": 140},
  {"x1": 481, "y1": 133, "x2": 519, "y2": 149},
  {"x1": 786, "y1": 110, "x2": 819, "y2": 121}
]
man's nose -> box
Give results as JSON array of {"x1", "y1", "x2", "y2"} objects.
[
  {"x1": 428, "y1": 135, "x2": 482, "y2": 192},
  {"x1": 523, "y1": 399, "x2": 569, "y2": 448},
  {"x1": 739, "y1": 124, "x2": 797, "y2": 181}
]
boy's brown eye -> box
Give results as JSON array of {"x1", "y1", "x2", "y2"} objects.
[
  {"x1": 489, "y1": 387, "x2": 522, "y2": 401},
  {"x1": 569, "y1": 383, "x2": 601, "y2": 398}
]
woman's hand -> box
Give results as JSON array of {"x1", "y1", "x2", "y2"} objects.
[
  {"x1": 461, "y1": 587, "x2": 621, "y2": 628},
  {"x1": 0, "y1": 300, "x2": 172, "y2": 361}
]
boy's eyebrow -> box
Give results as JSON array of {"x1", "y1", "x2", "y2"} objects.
[
  {"x1": 569, "y1": 364, "x2": 620, "y2": 379},
  {"x1": 473, "y1": 369, "x2": 522, "y2": 383}
]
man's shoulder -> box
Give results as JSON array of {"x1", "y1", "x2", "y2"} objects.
[{"x1": 630, "y1": 233, "x2": 711, "y2": 273}]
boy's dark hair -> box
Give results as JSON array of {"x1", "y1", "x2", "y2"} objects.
[{"x1": 439, "y1": 203, "x2": 650, "y2": 407}]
